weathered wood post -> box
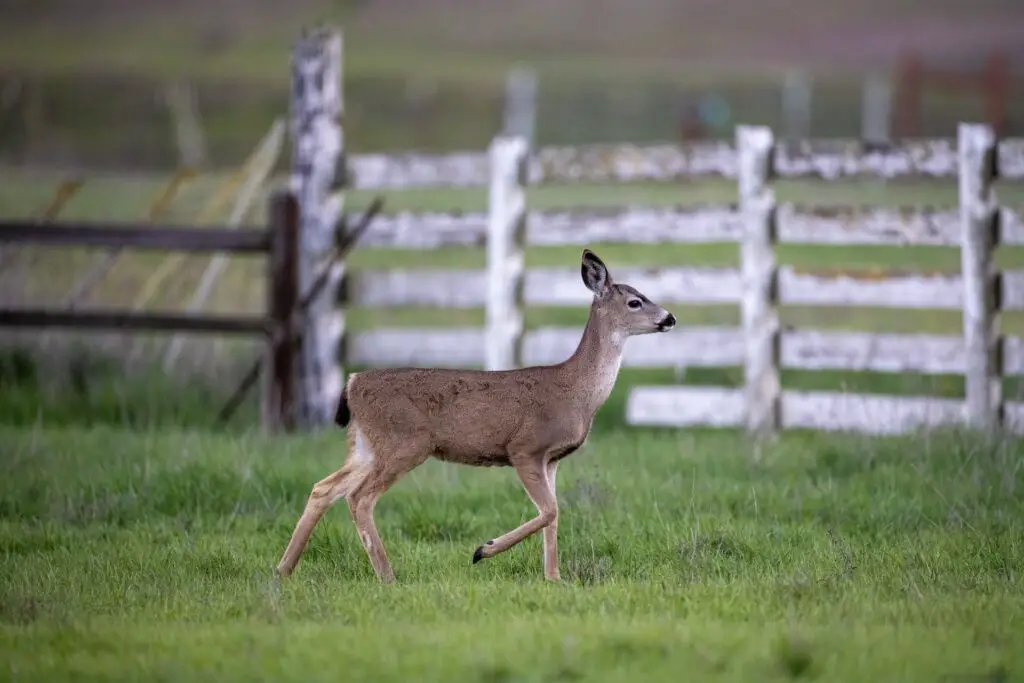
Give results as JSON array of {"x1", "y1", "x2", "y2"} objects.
[
  {"x1": 958, "y1": 122, "x2": 1002, "y2": 431},
  {"x1": 781, "y1": 70, "x2": 812, "y2": 150},
  {"x1": 502, "y1": 66, "x2": 537, "y2": 147},
  {"x1": 737, "y1": 125, "x2": 780, "y2": 439},
  {"x1": 263, "y1": 191, "x2": 301, "y2": 432},
  {"x1": 485, "y1": 135, "x2": 528, "y2": 371},
  {"x1": 163, "y1": 79, "x2": 208, "y2": 170},
  {"x1": 289, "y1": 27, "x2": 346, "y2": 428},
  {"x1": 861, "y1": 72, "x2": 893, "y2": 148}
]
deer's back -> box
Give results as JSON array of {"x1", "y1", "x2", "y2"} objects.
[{"x1": 346, "y1": 366, "x2": 580, "y2": 467}]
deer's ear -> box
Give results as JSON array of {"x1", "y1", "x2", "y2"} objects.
[{"x1": 581, "y1": 249, "x2": 611, "y2": 295}]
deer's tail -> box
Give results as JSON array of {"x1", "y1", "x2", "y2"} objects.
[{"x1": 334, "y1": 382, "x2": 351, "y2": 427}]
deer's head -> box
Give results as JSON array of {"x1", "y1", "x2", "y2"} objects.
[{"x1": 580, "y1": 248, "x2": 676, "y2": 337}]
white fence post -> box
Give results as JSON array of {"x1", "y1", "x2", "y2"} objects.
[
  {"x1": 290, "y1": 27, "x2": 346, "y2": 429},
  {"x1": 503, "y1": 66, "x2": 537, "y2": 148},
  {"x1": 485, "y1": 135, "x2": 528, "y2": 371},
  {"x1": 958, "y1": 122, "x2": 1002, "y2": 430},
  {"x1": 737, "y1": 125, "x2": 780, "y2": 439}
]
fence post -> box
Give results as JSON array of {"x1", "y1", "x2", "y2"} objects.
[
  {"x1": 485, "y1": 135, "x2": 528, "y2": 371},
  {"x1": 781, "y1": 70, "x2": 812, "y2": 149},
  {"x1": 861, "y1": 72, "x2": 893, "y2": 147},
  {"x1": 289, "y1": 27, "x2": 346, "y2": 428},
  {"x1": 895, "y1": 53, "x2": 923, "y2": 138},
  {"x1": 958, "y1": 123, "x2": 1002, "y2": 431},
  {"x1": 737, "y1": 125, "x2": 780, "y2": 439},
  {"x1": 503, "y1": 66, "x2": 537, "y2": 148},
  {"x1": 163, "y1": 79, "x2": 208, "y2": 170},
  {"x1": 263, "y1": 191, "x2": 300, "y2": 433}
]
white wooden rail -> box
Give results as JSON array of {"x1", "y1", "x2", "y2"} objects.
[
  {"x1": 360, "y1": 205, "x2": 1024, "y2": 249},
  {"x1": 323, "y1": 123, "x2": 1024, "y2": 438},
  {"x1": 345, "y1": 137, "x2": 1024, "y2": 189}
]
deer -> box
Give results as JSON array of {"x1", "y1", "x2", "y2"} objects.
[{"x1": 275, "y1": 248, "x2": 677, "y2": 583}]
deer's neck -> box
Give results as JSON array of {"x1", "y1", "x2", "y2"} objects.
[{"x1": 560, "y1": 307, "x2": 626, "y2": 413}]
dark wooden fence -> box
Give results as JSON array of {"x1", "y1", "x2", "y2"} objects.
[{"x1": 0, "y1": 190, "x2": 305, "y2": 431}]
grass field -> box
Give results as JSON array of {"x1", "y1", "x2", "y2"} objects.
[{"x1": 1, "y1": 422, "x2": 1022, "y2": 682}]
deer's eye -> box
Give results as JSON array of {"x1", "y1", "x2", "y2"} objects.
[{"x1": 627, "y1": 299, "x2": 642, "y2": 310}]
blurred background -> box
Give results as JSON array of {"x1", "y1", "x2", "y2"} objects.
[{"x1": 2, "y1": 0, "x2": 1023, "y2": 170}]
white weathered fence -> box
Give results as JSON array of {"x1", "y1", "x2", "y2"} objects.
[
  {"x1": 330, "y1": 122, "x2": 1024, "y2": 437},
  {"x1": 627, "y1": 123, "x2": 1011, "y2": 437}
]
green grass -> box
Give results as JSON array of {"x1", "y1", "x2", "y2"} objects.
[{"x1": 0, "y1": 422, "x2": 1022, "y2": 681}]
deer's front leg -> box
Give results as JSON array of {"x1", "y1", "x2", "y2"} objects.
[
  {"x1": 472, "y1": 458, "x2": 557, "y2": 574},
  {"x1": 542, "y1": 460, "x2": 560, "y2": 581}
]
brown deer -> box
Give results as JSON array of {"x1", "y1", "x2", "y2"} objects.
[{"x1": 276, "y1": 248, "x2": 676, "y2": 582}]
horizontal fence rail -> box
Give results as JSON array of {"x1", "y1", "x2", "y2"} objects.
[
  {"x1": 0, "y1": 221, "x2": 272, "y2": 253},
  {"x1": 624, "y1": 386, "x2": 976, "y2": 436},
  {"x1": 361, "y1": 206, "x2": 1024, "y2": 249},
  {"x1": 346, "y1": 137, "x2": 1024, "y2": 189},
  {"x1": 627, "y1": 389, "x2": 1024, "y2": 436},
  {"x1": 340, "y1": 266, "x2": 1024, "y2": 311},
  {"x1": 0, "y1": 309, "x2": 267, "y2": 334},
  {"x1": 340, "y1": 326, "x2": 1024, "y2": 378}
]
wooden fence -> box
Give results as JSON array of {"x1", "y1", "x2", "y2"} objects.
[
  {"x1": 0, "y1": 28, "x2": 347, "y2": 432},
  {"x1": 321, "y1": 123, "x2": 1024, "y2": 438},
  {"x1": 0, "y1": 192, "x2": 311, "y2": 432},
  {"x1": 5, "y1": 26, "x2": 1024, "y2": 438}
]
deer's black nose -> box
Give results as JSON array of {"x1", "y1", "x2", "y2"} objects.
[{"x1": 658, "y1": 313, "x2": 676, "y2": 331}]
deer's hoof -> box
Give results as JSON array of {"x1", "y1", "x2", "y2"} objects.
[{"x1": 473, "y1": 540, "x2": 495, "y2": 564}]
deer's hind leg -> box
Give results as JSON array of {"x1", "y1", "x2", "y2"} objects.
[
  {"x1": 346, "y1": 441, "x2": 429, "y2": 584},
  {"x1": 276, "y1": 425, "x2": 375, "y2": 577}
]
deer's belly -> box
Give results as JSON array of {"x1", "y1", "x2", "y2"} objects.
[{"x1": 431, "y1": 449, "x2": 512, "y2": 467}]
